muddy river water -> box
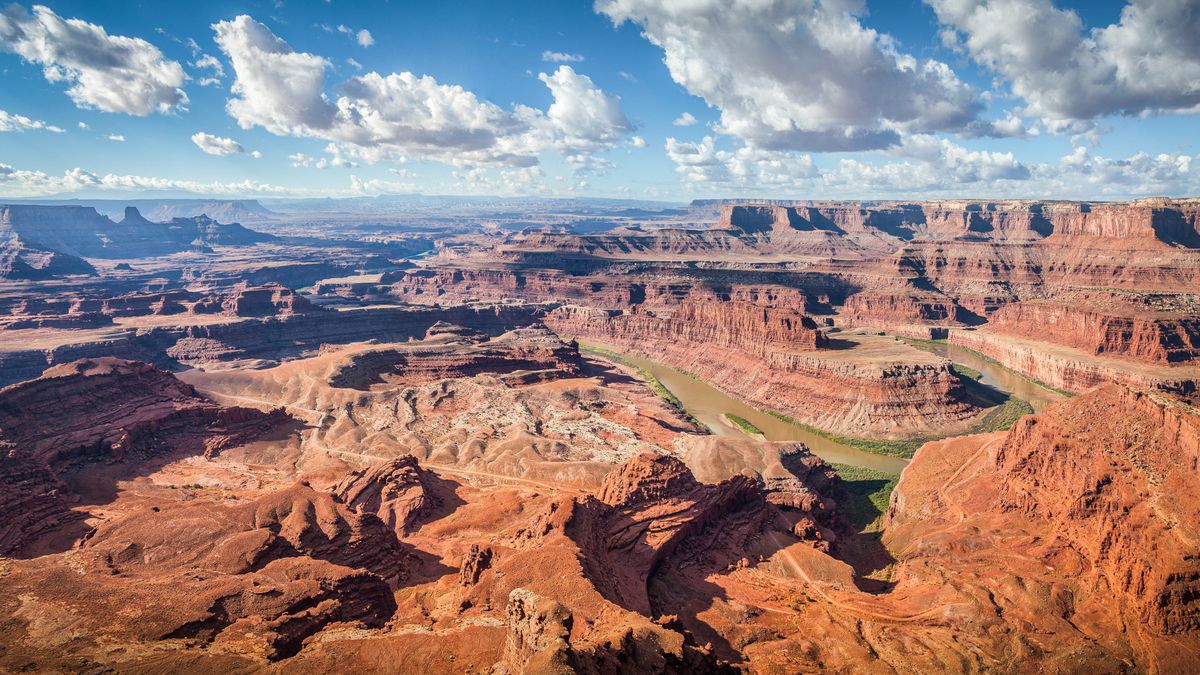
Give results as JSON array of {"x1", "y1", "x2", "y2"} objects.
[{"x1": 587, "y1": 337, "x2": 1064, "y2": 476}]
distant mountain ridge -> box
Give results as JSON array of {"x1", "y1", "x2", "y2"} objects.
[
  {"x1": 0, "y1": 205, "x2": 275, "y2": 278},
  {"x1": 0, "y1": 199, "x2": 278, "y2": 223}
]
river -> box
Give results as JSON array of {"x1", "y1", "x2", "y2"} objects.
[
  {"x1": 586, "y1": 346, "x2": 912, "y2": 474},
  {"x1": 900, "y1": 338, "x2": 1064, "y2": 412},
  {"x1": 585, "y1": 337, "x2": 1063, "y2": 476}
]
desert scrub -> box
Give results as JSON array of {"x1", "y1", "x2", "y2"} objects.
[
  {"x1": 761, "y1": 409, "x2": 924, "y2": 457},
  {"x1": 830, "y1": 463, "x2": 900, "y2": 531}
]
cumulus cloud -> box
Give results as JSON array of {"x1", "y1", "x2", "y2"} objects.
[
  {"x1": 214, "y1": 15, "x2": 334, "y2": 135},
  {"x1": 212, "y1": 16, "x2": 636, "y2": 170},
  {"x1": 542, "y1": 50, "x2": 583, "y2": 63},
  {"x1": 665, "y1": 134, "x2": 1031, "y2": 194},
  {"x1": 0, "y1": 4, "x2": 187, "y2": 115},
  {"x1": 288, "y1": 151, "x2": 357, "y2": 169},
  {"x1": 0, "y1": 162, "x2": 316, "y2": 197},
  {"x1": 927, "y1": 0, "x2": 1200, "y2": 126},
  {"x1": 191, "y1": 132, "x2": 244, "y2": 156},
  {"x1": 191, "y1": 53, "x2": 224, "y2": 77},
  {"x1": 0, "y1": 109, "x2": 64, "y2": 133},
  {"x1": 106, "y1": 134, "x2": 125, "y2": 142},
  {"x1": 326, "y1": 23, "x2": 373, "y2": 47},
  {"x1": 250, "y1": 150, "x2": 263, "y2": 159},
  {"x1": 597, "y1": 0, "x2": 982, "y2": 152},
  {"x1": 672, "y1": 112, "x2": 697, "y2": 127},
  {"x1": 538, "y1": 65, "x2": 635, "y2": 161}
]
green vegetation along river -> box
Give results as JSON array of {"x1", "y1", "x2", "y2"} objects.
[{"x1": 582, "y1": 343, "x2": 911, "y2": 474}]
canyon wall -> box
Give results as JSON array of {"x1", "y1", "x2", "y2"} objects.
[
  {"x1": 949, "y1": 328, "x2": 1198, "y2": 398},
  {"x1": 547, "y1": 302, "x2": 977, "y2": 438},
  {"x1": 988, "y1": 301, "x2": 1200, "y2": 364}
]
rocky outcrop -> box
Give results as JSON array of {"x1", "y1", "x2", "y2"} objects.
[
  {"x1": 885, "y1": 385, "x2": 1200, "y2": 671},
  {"x1": 0, "y1": 358, "x2": 291, "y2": 553},
  {"x1": 219, "y1": 282, "x2": 320, "y2": 317},
  {"x1": 326, "y1": 323, "x2": 582, "y2": 389},
  {"x1": 547, "y1": 454, "x2": 765, "y2": 614},
  {"x1": 547, "y1": 299, "x2": 826, "y2": 356},
  {"x1": 332, "y1": 455, "x2": 439, "y2": 537},
  {"x1": 58, "y1": 481, "x2": 407, "y2": 659},
  {"x1": 991, "y1": 386, "x2": 1200, "y2": 633},
  {"x1": 0, "y1": 236, "x2": 96, "y2": 280}
]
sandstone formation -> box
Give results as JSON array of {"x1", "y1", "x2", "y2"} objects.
[
  {"x1": 0, "y1": 358, "x2": 290, "y2": 554},
  {"x1": 884, "y1": 384, "x2": 1200, "y2": 671}
]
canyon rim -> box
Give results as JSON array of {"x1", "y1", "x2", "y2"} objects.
[{"x1": 2, "y1": 0, "x2": 1200, "y2": 673}]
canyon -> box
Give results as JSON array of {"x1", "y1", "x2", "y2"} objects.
[{"x1": 0, "y1": 198, "x2": 1196, "y2": 672}]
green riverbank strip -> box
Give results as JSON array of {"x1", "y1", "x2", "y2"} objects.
[
  {"x1": 897, "y1": 336, "x2": 1075, "y2": 398},
  {"x1": 582, "y1": 339, "x2": 1033, "y2": 460},
  {"x1": 724, "y1": 413, "x2": 764, "y2": 436},
  {"x1": 761, "y1": 395, "x2": 1033, "y2": 459},
  {"x1": 830, "y1": 463, "x2": 899, "y2": 531},
  {"x1": 578, "y1": 342, "x2": 702, "y2": 427}
]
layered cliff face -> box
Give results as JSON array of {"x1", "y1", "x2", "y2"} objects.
[
  {"x1": 546, "y1": 303, "x2": 979, "y2": 438},
  {"x1": 988, "y1": 300, "x2": 1200, "y2": 363},
  {"x1": 326, "y1": 323, "x2": 583, "y2": 389},
  {"x1": 0, "y1": 205, "x2": 273, "y2": 259},
  {"x1": 950, "y1": 328, "x2": 1199, "y2": 398},
  {"x1": 0, "y1": 358, "x2": 290, "y2": 554},
  {"x1": 548, "y1": 299, "x2": 826, "y2": 356}
]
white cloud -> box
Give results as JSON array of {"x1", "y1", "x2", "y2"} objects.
[
  {"x1": 542, "y1": 50, "x2": 583, "y2": 63},
  {"x1": 664, "y1": 134, "x2": 1031, "y2": 194},
  {"x1": 0, "y1": 162, "x2": 319, "y2": 197},
  {"x1": 665, "y1": 136, "x2": 820, "y2": 188},
  {"x1": 350, "y1": 175, "x2": 416, "y2": 195},
  {"x1": 191, "y1": 132, "x2": 244, "y2": 156},
  {"x1": 0, "y1": 4, "x2": 187, "y2": 115},
  {"x1": 191, "y1": 53, "x2": 225, "y2": 77},
  {"x1": 77, "y1": 121, "x2": 88, "y2": 130},
  {"x1": 618, "y1": 70, "x2": 637, "y2": 82},
  {"x1": 0, "y1": 109, "x2": 65, "y2": 133},
  {"x1": 346, "y1": 57, "x2": 363, "y2": 71},
  {"x1": 332, "y1": 23, "x2": 373, "y2": 47},
  {"x1": 597, "y1": 0, "x2": 982, "y2": 152},
  {"x1": 106, "y1": 134, "x2": 125, "y2": 142},
  {"x1": 927, "y1": 0, "x2": 1200, "y2": 126},
  {"x1": 629, "y1": 135, "x2": 647, "y2": 148},
  {"x1": 288, "y1": 151, "x2": 357, "y2": 169},
  {"x1": 214, "y1": 15, "x2": 334, "y2": 135},
  {"x1": 673, "y1": 112, "x2": 697, "y2": 127},
  {"x1": 538, "y1": 65, "x2": 636, "y2": 163},
  {"x1": 212, "y1": 16, "x2": 636, "y2": 170},
  {"x1": 250, "y1": 150, "x2": 263, "y2": 159}
]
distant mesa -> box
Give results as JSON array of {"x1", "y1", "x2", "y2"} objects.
[{"x1": 0, "y1": 203, "x2": 276, "y2": 279}]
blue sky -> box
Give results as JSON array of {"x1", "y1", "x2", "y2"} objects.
[{"x1": 0, "y1": 0, "x2": 1197, "y2": 201}]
